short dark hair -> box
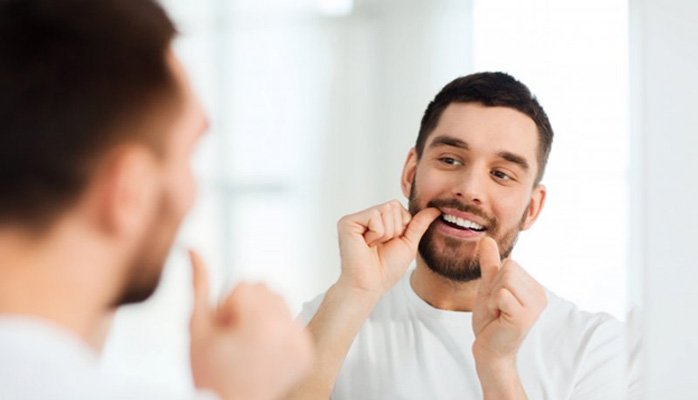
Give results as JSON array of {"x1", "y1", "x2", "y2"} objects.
[
  {"x1": 0, "y1": 0, "x2": 178, "y2": 229},
  {"x1": 415, "y1": 72, "x2": 554, "y2": 184}
]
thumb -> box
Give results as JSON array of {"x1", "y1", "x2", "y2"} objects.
[
  {"x1": 189, "y1": 249, "x2": 212, "y2": 335},
  {"x1": 401, "y1": 207, "x2": 441, "y2": 249},
  {"x1": 477, "y1": 236, "x2": 501, "y2": 293}
]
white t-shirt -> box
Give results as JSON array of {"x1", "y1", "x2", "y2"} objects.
[
  {"x1": 0, "y1": 316, "x2": 218, "y2": 400},
  {"x1": 300, "y1": 271, "x2": 629, "y2": 400}
]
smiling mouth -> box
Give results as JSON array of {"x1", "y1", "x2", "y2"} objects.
[{"x1": 440, "y1": 213, "x2": 487, "y2": 233}]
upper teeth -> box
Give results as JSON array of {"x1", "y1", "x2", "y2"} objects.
[{"x1": 443, "y1": 214, "x2": 484, "y2": 230}]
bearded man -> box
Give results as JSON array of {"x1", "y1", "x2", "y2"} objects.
[{"x1": 288, "y1": 72, "x2": 627, "y2": 400}]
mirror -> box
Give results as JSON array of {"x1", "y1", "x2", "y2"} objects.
[{"x1": 104, "y1": 0, "x2": 635, "y2": 396}]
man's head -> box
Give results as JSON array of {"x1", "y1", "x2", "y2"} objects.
[
  {"x1": 0, "y1": 0, "x2": 207, "y2": 305},
  {"x1": 415, "y1": 72, "x2": 553, "y2": 185},
  {"x1": 402, "y1": 72, "x2": 553, "y2": 282}
]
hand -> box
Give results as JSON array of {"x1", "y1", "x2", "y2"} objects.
[
  {"x1": 471, "y1": 237, "x2": 547, "y2": 364},
  {"x1": 336, "y1": 200, "x2": 441, "y2": 297},
  {"x1": 188, "y1": 250, "x2": 313, "y2": 400}
]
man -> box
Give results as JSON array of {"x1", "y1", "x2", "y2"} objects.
[
  {"x1": 289, "y1": 72, "x2": 626, "y2": 399},
  {"x1": 0, "y1": 1, "x2": 311, "y2": 399}
]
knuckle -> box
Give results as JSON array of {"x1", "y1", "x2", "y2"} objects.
[
  {"x1": 495, "y1": 287, "x2": 509, "y2": 301},
  {"x1": 499, "y1": 269, "x2": 513, "y2": 283},
  {"x1": 501, "y1": 260, "x2": 518, "y2": 272},
  {"x1": 512, "y1": 324, "x2": 526, "y2": 337},
  {"x1": 232, "y1": 282, "x2": 252, "y2": 295},
  {"x1": 372, "y1": 225, "x2": 385, "y2": 236}
]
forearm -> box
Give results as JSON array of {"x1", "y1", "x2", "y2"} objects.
[
  {"x1": 286, "y1": 280, "x2": 380, "y2": 400},
  {"x1": 474, "y1": 351, "x2": 527, "y2": 400}
]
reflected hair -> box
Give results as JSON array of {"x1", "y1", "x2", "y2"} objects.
[{"x1": 415, "y1": 72, "x2": 554, "y2": 185}]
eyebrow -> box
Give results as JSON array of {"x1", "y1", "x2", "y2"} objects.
[
  {"x1": 428, "y1": 135, "x2": 470, "y2": 150},
  {"x1": 498, "y1": 151, "x2": 530, "y2": 172},
  {"x1": 428, "y1": 134, "x2": 530, "y2": 171}
]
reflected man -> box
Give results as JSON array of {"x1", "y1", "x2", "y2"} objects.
[{"x1": 290, "y1": 72, "x2": 629, "y2": 399}]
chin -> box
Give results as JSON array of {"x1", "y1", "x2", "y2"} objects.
[
  {"x1": 115, "y1": 273, "x2": 162, "y2": 306},
  {"x1": 114, "y1": 252, "x2": 168, "y2": 307}
]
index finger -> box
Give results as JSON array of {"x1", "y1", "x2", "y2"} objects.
[
  {"x1": 478, "y1": 236, "x2": 502, "y2": 291},
  {"x1": 189, "y1": 249, "x2": 212, "y2": 329}
]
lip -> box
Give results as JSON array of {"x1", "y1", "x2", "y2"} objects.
[{"x1": 438, "y1": 207, "x2": 489, "y2": 229}]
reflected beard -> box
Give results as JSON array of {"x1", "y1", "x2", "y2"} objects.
[{"x1": 408, "y1": 184, "x2": 525, "y2": 282}]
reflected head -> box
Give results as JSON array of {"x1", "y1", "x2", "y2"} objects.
[{"x1": 415, "y1": 72, "x2": 554, "y2": 185}]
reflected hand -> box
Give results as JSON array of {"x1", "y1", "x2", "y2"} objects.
[
  {"x1": 336, "y1": 200, "x2": 440, "y2": 297},
  {"x1": 472, "y1": 237, "x2": 547, "y2": 362}
]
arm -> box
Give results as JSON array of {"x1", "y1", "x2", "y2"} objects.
[
  {"x1": 290, "y1": 280, "x2": 380, "y2": 397},
  {"x1": 472, "y1": 237, "x2": 548, "y2": 400},
  {"x1": 287, "y1": 201, "x2": 441, "y2": 400}
]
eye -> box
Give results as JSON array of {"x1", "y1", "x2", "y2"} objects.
[
  {"x1": 438, "y1": 157, "x2": 462, "y2": 166},
  {"x1": 491, "y1": 170, "x2": 513, "y2": 181}
]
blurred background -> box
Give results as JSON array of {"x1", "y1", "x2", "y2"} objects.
[{"x1": 102, "y1": 0, "x2": 636, "y2": 395}]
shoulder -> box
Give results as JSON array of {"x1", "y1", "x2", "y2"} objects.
[
  {"x1": 540, "y1": 289, "x2": 623, "y2": 335},
  {"x1": 530, "y1": 290, "x2": 625, "y2": 366}
]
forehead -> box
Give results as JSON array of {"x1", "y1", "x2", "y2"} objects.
[{"x1": 426, "y1": 103, "x2": 539, "y2": 164}]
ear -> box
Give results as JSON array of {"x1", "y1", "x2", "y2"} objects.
[
  {"x1": 96, "y1": 146, "x2": 159, "y2": 238},
  {"x1": 401, "y1": 148, "x2": 418, "y2": 198},
  {"x1": 521, "y1": 184, "x2": 546, "y2": 231}
]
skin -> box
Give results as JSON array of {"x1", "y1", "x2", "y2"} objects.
[
  {"x1": 288, "y1": 102, "x2": 547, "y2": 400},
  {"x1": 0, "y1": 50, "x2": 312, "y2": 400}
]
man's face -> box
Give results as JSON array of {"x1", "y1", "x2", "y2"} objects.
[
  {"x1": 403, "y1": 102, "x2": 545, "y2": 282},
  {"x1": 117, "y1": 53, "x2": 208, "y2": 305}
]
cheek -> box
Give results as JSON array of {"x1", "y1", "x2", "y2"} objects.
[
  {"x1": 415, "y1": 168, "x2": 450, "y2": 197},
  {"x1": 493, "y1": 195, "x2": 530, "y2": 226},
  {"x1": 179, "y1": 169, "x2": 197, "y2": 213},
  {"x1": 165, "y1": 164, "x2": 197, "y2": 217}
]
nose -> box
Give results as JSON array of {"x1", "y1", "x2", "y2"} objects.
[{"x1": 452, "y1": 168, "x2": 486, "y2": 205}]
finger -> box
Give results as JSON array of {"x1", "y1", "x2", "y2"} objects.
[
  {"x1": 494, "y1": 287, "x2": 524, "y2": 319},
  {"x1": 367, "y1": 202, "x2": 400, "y2": 246},
  {"x1": 189, "y1": 249, "x2": 211, "y2": 332},
  {"x1": 392, "y1": 205, "x2": 404, "y2": 236},
  {"x1": 400, "y1": 207, "x2": 412, "y2": 227},
  {"x1": 217, "y1": 282, "x2": 266, "y2": 324},
  {"x1": 490, "y1": 260, "x2": 546, "y2": 309},
  {"x1": 377, "y1": 207, "x2": 396, "y2": 244},
  {"x1": 401, "y1": 207, "x2": 441, "y2": 249},
  {"x1": 478, "y1": 236, "x2": 501, "y2": 292},
  {"x1": 363, "y1": 210, "x2": 385, "y2": 246},
  {"x1": 216, "y1": 289, "x2": 239, "y2": 326}
]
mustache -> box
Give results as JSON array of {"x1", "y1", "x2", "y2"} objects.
[{"x1": 425, "y1": 198, "x2": 497, "y2": 228}]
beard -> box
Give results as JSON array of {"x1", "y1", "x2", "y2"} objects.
[
  {"x1": 408, "y1": 182, "x2": 527, "y2": 283},
  {"x1": 114, "y1": 191, "x2": 182, "y2": 307}
]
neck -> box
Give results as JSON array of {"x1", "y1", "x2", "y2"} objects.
[
  {"x1": 410, "y1": 257, "x2": 480, "y2": 312},
  {"x1": 0, "y1": 221, "x2": 120, "y2": 351}
]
